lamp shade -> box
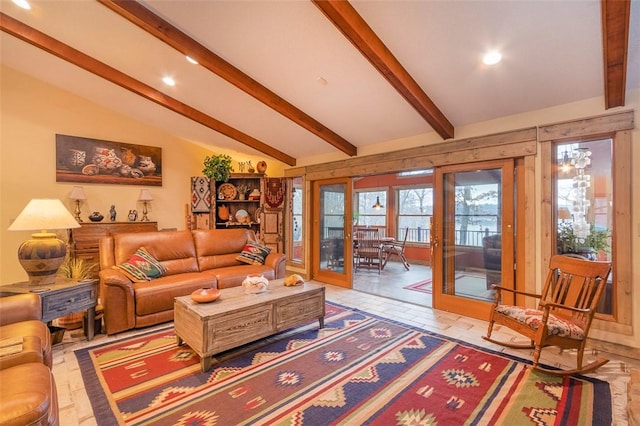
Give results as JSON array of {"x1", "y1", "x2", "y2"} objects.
[
  {"x1": 8, "y1": 199, "x2": 80, "y2": 232},
  {"x1": 138, "y1": 189, "x2": 153, "y2": 201},
  {"x1": 8, "y1": 199, "x2": 79, "y2": 285},
  {"x1": 69, "y1": 186, "x2": 86, "y2": 200}
]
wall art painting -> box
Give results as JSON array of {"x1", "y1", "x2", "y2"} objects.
[{"x1": 56, "y1": 134, "x2": 162, "y2": 186}]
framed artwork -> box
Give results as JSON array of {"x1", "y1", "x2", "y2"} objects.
[{"x1": 56, "y1": 134, "x2": 162, "y2": 186}]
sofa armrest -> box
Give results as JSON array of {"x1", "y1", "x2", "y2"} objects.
[
  {"x1": 99, "y1": 269, "x2": 136, "y2": 335},
  {"x1": 0, "y1": 293, "x2": 42, "y2": 326},
  {"x1": 264, "y1": 252, "x2": 287, "y2": 279}
]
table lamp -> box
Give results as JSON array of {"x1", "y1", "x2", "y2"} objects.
[
  {"x1": 138, "y1": 189, "x2": 153, "y2": 222},
  {"x1": 69, "y1": 185, "x2": 86, "y2": 222},
  {"x1": 8, "y1": 199, "x2": 80, "y2": 285}
]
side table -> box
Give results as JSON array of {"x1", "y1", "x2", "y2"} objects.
[{"x1": 0, "y1": 278, "x2": 98, "y2": 340}]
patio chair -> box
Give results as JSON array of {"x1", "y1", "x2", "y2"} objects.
[
  {"x1": 382, "y1": 228, "x2": 410, "y2": 270},
  {"x1": 354, "y1": 228, "x2": 383, "y2": 274},
  {"x1": 483, "y1": 254, "x2": 611, "y2": 375}
]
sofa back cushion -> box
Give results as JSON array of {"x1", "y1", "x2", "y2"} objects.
[
  {"x1": 192, "y1": 228, "x2": 256, "y2": 271},
  {"x1": 113, "y1": 230, "x2": 198, "y2": 276}
]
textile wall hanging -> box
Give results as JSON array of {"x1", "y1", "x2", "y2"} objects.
[
  {"x1": 264, "y1": 178, "x2": 286, "y2": 210},
  {"x1": 191, "y1": 177, "x2": 211, "y2": 213}
]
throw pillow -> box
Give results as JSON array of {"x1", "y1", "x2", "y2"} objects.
[
  {"x1": 236, "y1": 240, "x2": 271, "y2": 265},
  {"x1": 113, "y1": 246, "x2": 167, "y2": 282}
]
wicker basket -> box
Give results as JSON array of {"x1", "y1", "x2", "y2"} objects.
[{"x1": 48, "y1": 326, "x2": 65, "y2": 345}]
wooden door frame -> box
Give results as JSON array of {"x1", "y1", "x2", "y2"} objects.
[
  {"x1": 432, "y1": 159, "x2": 517, "y2": 319},
  {"x1": 311, "y1": 177, "x2": 353, "y2": 288}
]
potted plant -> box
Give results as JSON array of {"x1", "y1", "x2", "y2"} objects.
[
  {"x1": 202, "y1": 154, "x2": 233, "y2": 182},
  {"x1": 557, "y1": 222, "x2": 610, "y2": 260},
  {"x1": 56, "y1": 256, "x2": 98, "y2": 330}
]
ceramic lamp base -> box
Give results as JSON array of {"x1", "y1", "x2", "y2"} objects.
[{"x1": 17, "y1": 233, "x2": 67, "y2": 285}]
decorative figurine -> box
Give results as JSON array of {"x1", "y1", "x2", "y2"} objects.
[
  {"x1": 110, "y1": 205, "x2": 117, "y2": 222},
  {"x1": 246, "y1": 160, "x2": 255, "y2": 173},
  {"x1": 89, "y1": 212, "x2": 104, "y2": 222},
  {"x1": 128, "y1": 209, "x2": 138, "y2": 221}
]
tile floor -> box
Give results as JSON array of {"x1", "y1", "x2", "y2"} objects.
[{"x1": 53, "y1": 277, "x2": 639, "y2": 425}]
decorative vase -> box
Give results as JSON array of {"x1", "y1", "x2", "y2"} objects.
[
  {"x1": 89, "y1": 212, "x2": 104, "y2": 222},
  {"x1": 256, "y1": 161, "x2": 267, "y2": 173},
  {"x1": 248, "y1": 189, "x2": 261, "y2": 201},
  {"x1": 190, "y1": 288, "x2": 221, "y2": 303},
  {"x1": 218, "y1": 204, "x2": 230, "y2": 221},
  {"x1": 242, "y1": 274, "x2": 269, "y2": 294}
]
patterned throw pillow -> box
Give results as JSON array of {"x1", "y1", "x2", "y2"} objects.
[
  {"x1": 236, "y1": 241, "x2": 271, "y2": 265},
  {"x1": 113, "y1": 247, "x2": 167, "y2": 282}
]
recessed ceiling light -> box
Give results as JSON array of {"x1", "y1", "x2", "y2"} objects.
[
  {"x1": 483, "y1": 51, "x2": 502, "y2": 65},
  {"x1": 12, "y1": 0, "x2": 31, "y2": 10},
  {"x1": 186, "y1": 56, "x2": 198, "y2": 65},
  {"x1": 162, "y1": 76, "x2": 176, "y2": 86}
]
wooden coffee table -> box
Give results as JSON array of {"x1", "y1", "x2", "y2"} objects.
[{"x1": 174, "y1": 279, "x2": 325, "y2": 372}]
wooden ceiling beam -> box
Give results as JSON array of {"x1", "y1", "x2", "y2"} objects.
[
  {"x1": 313, "y1": 0, "x2": 454, "y2": 140},
  {"x1": 601, "y1": 0, "x2": 630, "y2": 109},
  {"x1": 98, "y1": 0, "x2": 357, "y2": 157},
  {"x1": 0, "y1": 12, "x2": 296, "y2": 166}
]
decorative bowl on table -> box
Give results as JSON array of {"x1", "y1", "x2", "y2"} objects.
[
  {"x1": 190, "y1": 288, "x2": 221, "y2": 303},
  {"x1": 242, "y1": 274, "x2": 269, "y2": 294}
]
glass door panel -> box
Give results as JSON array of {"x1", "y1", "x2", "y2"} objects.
[
  {"x1": 312, "y1": 178, "x2": 352, "y2": 287},
  {"x1": 433, "y1": 160, "x2": 515, "y2": 318}
]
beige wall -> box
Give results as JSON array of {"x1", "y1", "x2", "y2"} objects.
[{"x1": 0, "y1": 66, "x2": 284, "y2": 284}]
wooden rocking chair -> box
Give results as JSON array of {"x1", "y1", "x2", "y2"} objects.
[{"x1": 483, "y1": 254, "x2": 611, "y2": 375}]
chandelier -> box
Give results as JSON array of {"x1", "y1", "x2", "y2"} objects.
[{"x1": 569, "y1": 147, "x2": 592, "y2": 241}]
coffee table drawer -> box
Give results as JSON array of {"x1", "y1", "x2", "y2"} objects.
[
  {"x1": 276, "y1": 293, "x2": 324, "y2": 329},
  {"x1": 205, "y1": 304, "x2": 274, "y2": 354}
]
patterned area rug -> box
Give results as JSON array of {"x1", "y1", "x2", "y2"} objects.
[{"x1": 75, "y1": 303, "x2": 611, "y2": 425}]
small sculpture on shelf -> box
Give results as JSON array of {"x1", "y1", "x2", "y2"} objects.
[
  {"x1": 128, "y1": 209, "x2": 138, "y2": 221},
  {"x1": 110, "y1": 205, "x2": 117, "y2": 222},
  {"x1": 89, "y1": 212, "x2": 104, "y2": 222},
  {"x1": 246, "y1": 160, "x2": 255, "y2": 173}
]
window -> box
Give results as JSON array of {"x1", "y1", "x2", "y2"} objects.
[
  {"x1": 397, "y1": 187, "x2": 433, "y2": 243},
  {"x1": 287, "y1": 176, "x2": 304, "y2": 264},
  {"x1": 354, "y1": 190, "x2": 386, "y2": 229},
  {"x1": 541, "y1": 110, "x2": 633, "y2": 327},
  {"x1": 554, "y1": 139, "x2": 613, "y2": 314}
]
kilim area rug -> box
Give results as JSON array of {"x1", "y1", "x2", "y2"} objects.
[{"x1": 75, "y1": 302, "x2": 611, "y2": 425}]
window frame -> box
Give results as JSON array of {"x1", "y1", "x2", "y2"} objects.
[
  {"x1": 540, "y1": 110, "x2": 633, "y2": 333},
  {"x1": 395, "y1": 185, "x2": 433, "y2": 245}
]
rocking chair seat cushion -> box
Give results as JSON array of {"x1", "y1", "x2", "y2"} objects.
[{"x1": 495, "y1": 305, "x2": 584, "y2": 340}]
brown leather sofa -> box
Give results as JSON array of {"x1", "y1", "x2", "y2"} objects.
[
  {"x1": 99, "y1": 228, "x2": 287, "y2": 335},
  {"x1": 0, "y1": 294, "x2": 59, "y2": 426}
]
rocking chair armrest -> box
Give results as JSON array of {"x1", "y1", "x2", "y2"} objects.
[
  {"x1": 539, "y1": 301, "x2": 590, "y2": 314},
  {"x1": 491, "y1": 285, "x2": 542, "y2": 299}
]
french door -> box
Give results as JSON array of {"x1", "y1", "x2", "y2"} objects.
[
  {"x1": 312, "y1": 178, "x2": 353, "y2": 288},
  {"x1": 432, "y1": 160, "x2": 516, "y2": 319}
]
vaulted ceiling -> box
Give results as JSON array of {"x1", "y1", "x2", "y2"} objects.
[{"x1": 1, "y1": 0, "x2": 637, "y2": 166}]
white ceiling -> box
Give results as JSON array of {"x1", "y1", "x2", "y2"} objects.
[{"x1": 1, "y1": 0, "x2": 638, "y2": 166}]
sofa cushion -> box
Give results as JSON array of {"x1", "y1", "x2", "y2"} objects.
[
  {"x1": 193, "y1": 228, "x2": 257, "y2": 270},
  {"x1": 114, "y1": 247, "x2": 167, "y2": 282},
  {"x1": 236, "y1": 241, "x2": 271, "y2": 265},
  {"x1": 133, "y1": 272, "x2": 217, "y2": 316},
  {"x1": 113, "y1": 230, "x2": 199, "y2": 275}
]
